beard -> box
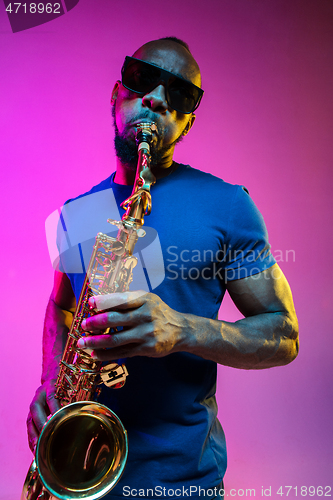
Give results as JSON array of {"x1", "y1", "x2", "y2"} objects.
[{"x1": 112, "y1": 103, "x2": 184, "y2": 170}]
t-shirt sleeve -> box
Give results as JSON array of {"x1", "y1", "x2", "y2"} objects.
[
  {"x1": 222, "y1": 185, "x2": 276, "y2": 281},
  {"x1": 56, "y1": 199, "x2": 86, "y2": 275}
]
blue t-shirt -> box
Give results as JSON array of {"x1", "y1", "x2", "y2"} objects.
[{"x1": 58, "y1": 163, "x2": 275, "y2": 499}]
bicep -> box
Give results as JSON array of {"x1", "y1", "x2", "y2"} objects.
[
  {"x1": 50, "y1": 270, "x2": 76, "y2": 315},
  {"x1": 226, "y1": 263, "x2": 297, "y2": 319}
]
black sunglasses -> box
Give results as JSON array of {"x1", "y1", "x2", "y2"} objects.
[{"x1": 121, "y1": 56, "x2": 204, "y2": 114}]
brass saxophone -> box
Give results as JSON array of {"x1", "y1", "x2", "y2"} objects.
[{"x1": 22, "y1": 122, "x2": 158, "y2": 500}]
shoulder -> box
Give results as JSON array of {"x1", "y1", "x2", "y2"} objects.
[
  {"x1": 176, "y1": 163, "x2": 245, "y2": 189},
  {"x1": 56, "y1": 174, "x2": 119, "y2": 275},
  {"x1": 173, "y1": 163, "x2": 250, "y2": 205},
  {"x1": 173, "y1": 165, "x2": 269, "y2": 240},
  {"x1": 64, "y1": 175, "x2": 113, "y2": 205},
  {"x1": 60, "y1": 173, "x2": 122, "y2": 236}
]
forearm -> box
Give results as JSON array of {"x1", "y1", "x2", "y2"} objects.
[
  {"x1": 41, "y1": 297, "x2": 72, "y2": 383},
  {"x1": 181, "y1": 310, "x2": 299, "y2": 369},
  {"x1": 78, "y1": 270, "x2": 299, "y2": 366}
]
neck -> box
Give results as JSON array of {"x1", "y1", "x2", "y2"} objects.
[{"x1": 114, "y1": 155, "x2": 176, "y2": 185}]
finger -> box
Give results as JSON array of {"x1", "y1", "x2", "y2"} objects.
[
  {"x1": 82, "y1": 310, "x2": 138, "y2": 332},
  {"x1": 92, "y1": 343, "x2": 141, "y2": 361},
  {"x1": 29, "y1": 389, "x2": 48, "y2": 432},
  {"x1": 27, "y1": 412, "x2": 39, "y2": 452},
  {"x1": 29, "y1": 384, "x2": 60, "y2": 432},
  {"x1": 78, "y1": 328, "x2": 140, "y2": 350},
  {"x1": 90, "y1": 290, "x2": 148, "y2": 311},
  {"x1": 46, "y1": 390, "x2": 61, "y2": 415}
]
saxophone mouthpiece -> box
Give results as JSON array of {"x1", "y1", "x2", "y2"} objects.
[{"x1": 136, "y1": 122, "x2": 158, "y2": 146}]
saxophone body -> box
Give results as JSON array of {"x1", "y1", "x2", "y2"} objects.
[{"x1": 22, "y1": 122, "x2": 157, "y2": 500}]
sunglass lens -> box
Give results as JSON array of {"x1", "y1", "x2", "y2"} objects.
[
  {"x1": 123, "y1": 61, "x2": 161, "y2": 94},
  {"x1": 168, "y1": 78, "x2": 199, "y2": 113}
]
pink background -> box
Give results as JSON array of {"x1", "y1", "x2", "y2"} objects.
[{"x1": 1, "y1": 0, "x2": 332, "y2": 498}]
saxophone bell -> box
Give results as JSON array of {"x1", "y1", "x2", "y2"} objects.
[{"x1": 35, "y1": 402, "x2": 127, "y2": 500}]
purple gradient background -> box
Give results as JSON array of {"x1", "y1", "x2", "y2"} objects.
[{"x1": 1, "y1": 0, "x2": 332, "y2": 498}]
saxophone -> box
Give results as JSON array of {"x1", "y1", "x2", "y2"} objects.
[{"x1": 22, "y1": 122, "x2": 158, "y2": 500}]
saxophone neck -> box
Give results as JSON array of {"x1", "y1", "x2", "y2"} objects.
[{"x1": 121, "y1": 122, "x2": 157, "y2": 224}]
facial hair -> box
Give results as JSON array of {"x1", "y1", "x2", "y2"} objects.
[{"x1": 112, "y1": 103, "x2": 184, "y2": 170}]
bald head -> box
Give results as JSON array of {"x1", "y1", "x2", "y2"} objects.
[{"x1": 132, "y1": 38, "x2": 202, "y2": 88}]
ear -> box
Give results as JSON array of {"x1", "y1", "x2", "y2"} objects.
[
  {"x1": 182, "y1": 114, "x2": 196, "y2": 136},
  {"x1": 111, "y1": 81, "x2": 121, "y2": 105}
]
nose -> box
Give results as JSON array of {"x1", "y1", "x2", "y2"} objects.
[{"x1": 142, "y1": 84, "x2": 168, "y2": 113}]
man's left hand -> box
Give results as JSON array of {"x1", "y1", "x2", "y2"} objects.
[{"x1": 78, "y1": 291, "x2": 186, "y2": 360}]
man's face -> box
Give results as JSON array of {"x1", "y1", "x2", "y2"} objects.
[{"x1": 111, "y1": 41, "x2": 201, "y2": 168}]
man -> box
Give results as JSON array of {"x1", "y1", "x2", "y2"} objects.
[{"x1": 27, "y1": 37, "x2": 298, "y2": 499}]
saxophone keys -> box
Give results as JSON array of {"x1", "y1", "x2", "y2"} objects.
[{"x1": 101, "y1": 363, "x2": 128, "y2": 388}]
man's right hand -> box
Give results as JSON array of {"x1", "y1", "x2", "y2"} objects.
[{"x1": 27, "y1": 379, "x2": 61, "y2": 452}]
